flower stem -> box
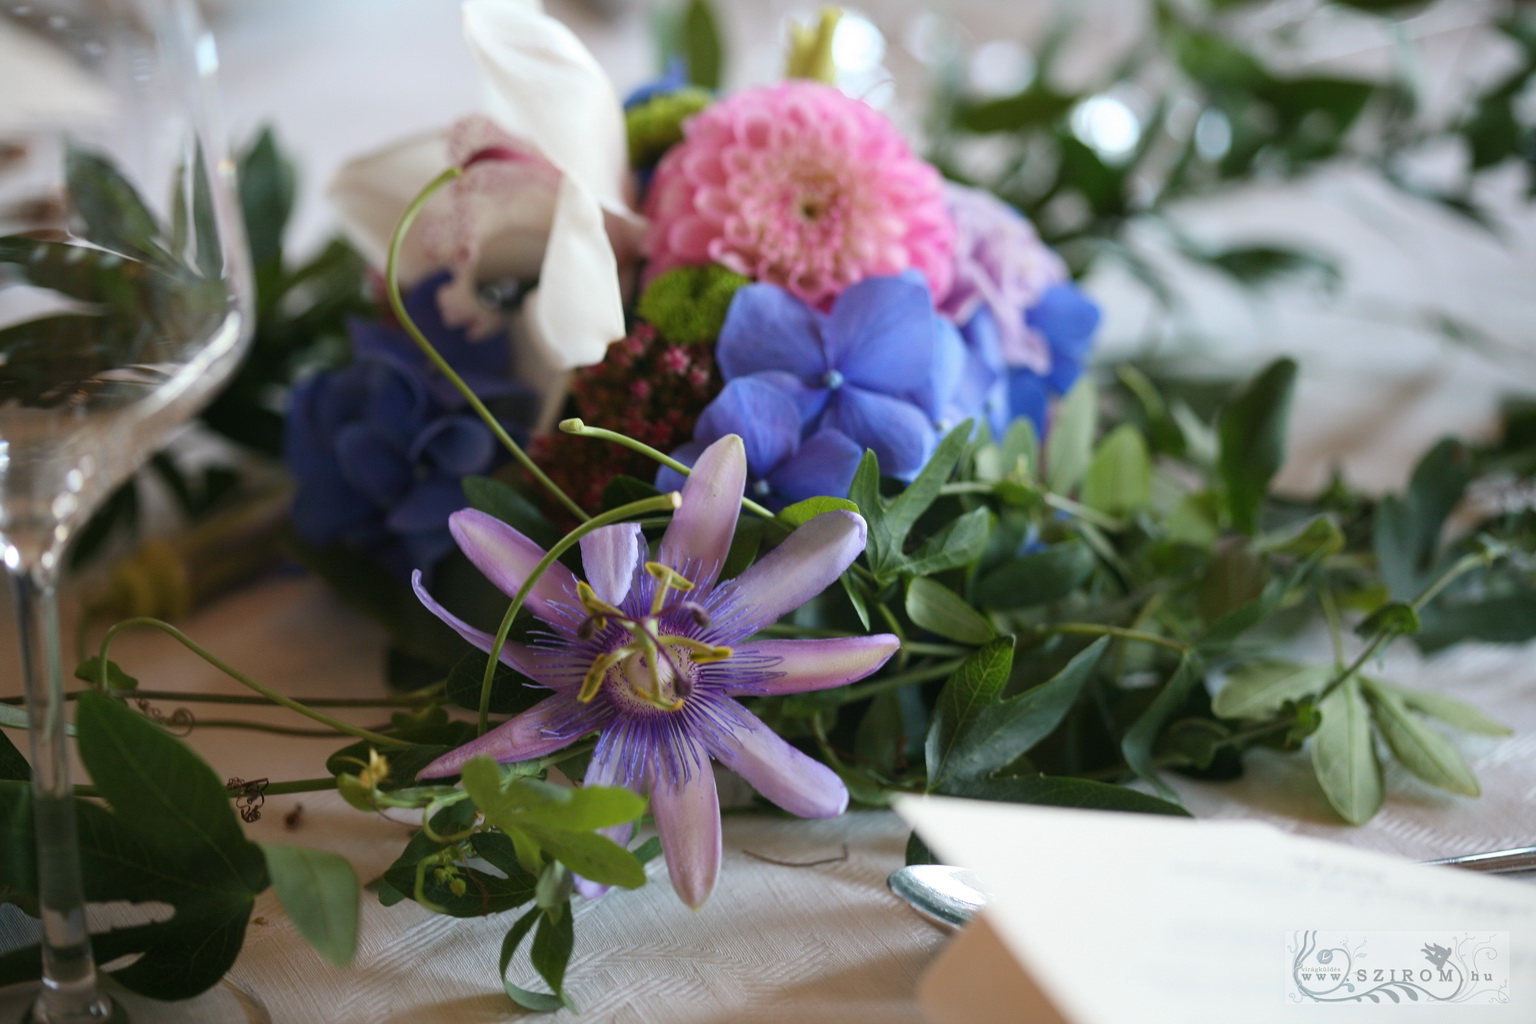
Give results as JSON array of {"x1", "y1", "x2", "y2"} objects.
[
  {"x1": 476, "y1": 493, "x2": 683, "y2": 735},
  {"x1": 1039, "y1": 622, "x2": 1188, "y2": 654},
  {"x1": 1, "y1": 688, "x2": 441, "y2": 709},
  {"x1": 95, "y1": 618, "x2": 411, "y2": 748},
  {"x1": 386, "y1": 166, "x2": 589, "y2": 524}
]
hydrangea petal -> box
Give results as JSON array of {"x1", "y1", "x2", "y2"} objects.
[
  {"x1": 716, "y1": 283, "x2": 827, "y2": 383},
  {"x1": 448, "y1": 508, "x2": 579, "y2": 622},
  {"x1": 823, "y1": 274, "x2": 938, "y2": 399},
  {"x1": 706, "y1": 709, "x2": 848, "y2": 818},
  {"x1": 648, "y1": 751, "x2": 721, "y2": 908},
  {"x1": 768, "y1": 429, "x2": 862, "y2": 504},
  {"x1": 657, "y1": 434, "x2": 745, "y2": 591},
  {"x1": 821, "y1": 386, "x2": 936, "y2": 482},
  {"x1": 694, "y1": 377, "x2": 803, "y2": 480},
  {"x1": 726, "y1": 510, "x2": 866, "y2": 631},
  {"x1": 1030, "y1": 282, "x2": 1101, "y2": 394},
  {"x1": 335, "y1": 424, "x2": 411, "y2": 506}
]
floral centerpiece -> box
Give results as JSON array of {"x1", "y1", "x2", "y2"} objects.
[{"x1": 3, "y1": 0, "x2": 1534, "y2": 1012}]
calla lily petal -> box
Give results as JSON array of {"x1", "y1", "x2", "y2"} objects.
[
  {"x1": 326, "y1": 130, "x2": 450, "y2": 285},
  {"x1": 705, "y1": 710, "x2": 848, "y2": 819},
  {"x1": 448, "y1": 508, "x2": 580, "y2": 622},
  {"x1": 724, "y1": 636, "x2": 899, "y2": 697},
  {"x1": 658, "y1": 435, "x2": 745, "y2": 591},
  {"x1": 580, "y1": 523, "x2": 643, "y2": 607},
  {"x1": 726, "y1": 511, "x2": 867, "y2": 631},
  {"x1": 648, "y1": 753, "x2": 721, "y2": 909},
  {"x1": 418, "y1": 694, "x2": 594, "y2": 778}
]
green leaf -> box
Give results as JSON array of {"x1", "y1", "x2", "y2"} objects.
[
  {"x1": 840, "y1": 573, "x2": 872, "y2": 631},
  {"x1": 1312, "y1": 678, "x2": 1383, "y2": 824},
  {"x1": 1373, "y1": 439, "x2": 1474, "y2": 600},
  {"x1": 1417, "y1": 592, "x2": 1536, "y2": 650},
  {"x1": 1045, "y1": 377, "x2": 1098, "y2": 494},
  {"x1": 1354, "y1": 601, "x2": 1421, "y2": 638},
  {"x1": 66, "y1": 144, "x2": 166, "y2": 262},
  {"x1": 999, "y1": 417, "x2": 1040, "y2": 479},
  {"x1": 944, "y1": 773, "x2": 1191, "y2": 816},
  {"x1": 905, "y1": 577, "x2": 995, "y2": 646},
  {"x1": 952, "y1": 84, "x2": 1076, "y2": 133},
  {"x1": 880, "y1": 421, "x2": 973, "y2": 570},
  {"x1": 974, "y1": 540, "x2": 1096, "y2": 609},
  {"x1": 237, "y1": 126, "x2": 296, "y2": 274},
  {"x1": 779, "y1": 496, "x2": 860, "y2": 527},
  {"x1": 325, "y1": 733, "x2": 471, "y2": 792},
  {"x1": 931, "y1": 639, "x2": 1109, "y2": 789},
  {"x1": 1212, "y1": 662, "x2": 1331, "y2": 720},
  {"x1": 1361, "y1": 679, "x2": 1480, "y2": 797},
  {"x1": 0, "y1": 729, "x2": 27, "y2": 782},
  {"x1": 1384, "y1": 684, "x2": 1511, "y2": 737},
  {"x1": 601, "y1": 475, "x2": 661, "y2": 513},
  {"x1": 500, "y1": 907, "x2": 566, "y2": 1012},
  {"x1": 444, "y1": 652, "x2": 547, "y2": 718},
  {"x1": 73, "y1": 656, "x2": 139, "y2": 691},
  {"x1": 680, "y1": 0, "x2": 723, "y2": 90},
  {"x1": 1121, "y1": 657, "x2": 1202, "y2": 801},
  {"x1": 925, "y1": 640, "x2": 1014, "y2": 786},
  {"x1": 902, "y1": 507, "x2": 993, "y2": 577},
  {"x1": 531, "y1": 901, "x2": 576, "y2": 1007},
  {"x1": 1216, "y1": 358, "x2": 1297, "y2": 535},
  {"x1": 463, "y1": 475, "x2": 561, "y2": 549},
  {"x1": 1255, "y1": 514, "x2": 1344, "y2": 559},
  {"x1": 1081, "y1": 424, "x2": 1151, "y2": 517},
  {"x1": 260, "y1": 844, "x2": 359, "y2": 967},
  {"x1": 460, "y1": 759, "x2": 646, "y2": 889}
]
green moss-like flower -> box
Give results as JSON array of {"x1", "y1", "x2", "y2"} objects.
[
  {"x1": 637, "y1": 265, "x2": 750, "y2": 345},
  {"x1": 626, "y1": 87, "x2": 713, "y2": 168}
]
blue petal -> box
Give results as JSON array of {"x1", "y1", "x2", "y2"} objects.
[
  {"x1": 716, "y1": 283, "x2": 828, "y2": 383},
  {"x1": 821, "y1": 387, "x2": 936, "y2": 481},
  {"x1": 746, "y1": 370, "x2": 828, "y2": 426},
  {"x1": 694, "y1": 377, "x2": 803, "y2": 478},
  {"x1": 335, "y1": 423, "x2": 412, "y2": 505},
  {"x1": 387, "y1": 478, "x2": 467, "y2": 535},
  {"x1": 624, "y1": 57, "x2": 691, "y2": 110},
  {"x1": 289, "y1": 475, "x2": 377, "y2": 548},
  {"x1": 769, "y1": 429, "x2": 863, "y2": 503},
  {"x1": 823, "y1": 273, "x2": 939, "y2": 404},
  {"x1": 410, "y1": 415, "x2": 498, "y2": 478},
  {"x1": 1006, "y1": 369, "x2": 1051, "y2": 438},
  {"x1": 1027, "y1": 283, "x2": 1101, "y2": 394},
  {"x1": 951, "y1": 310, "x2": 1010, "y2": 439}
]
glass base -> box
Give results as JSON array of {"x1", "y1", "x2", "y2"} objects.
[{"x1": 0, "y1": 978, "x2": 267, "y2": 1024}]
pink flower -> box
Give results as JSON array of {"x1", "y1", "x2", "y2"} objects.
[{"x1": 643, "y1": 81, "x2": 955, "y2": 310}]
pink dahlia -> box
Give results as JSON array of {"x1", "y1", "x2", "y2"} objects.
[{"x1": 643, "y1": 81, "x2": 954, "y2": 310}]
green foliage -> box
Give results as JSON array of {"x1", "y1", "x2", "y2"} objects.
[
  {"x1": 626, "y1": 88, "x2": 714, "y2": 168},
  {"x1": 1216, "y1": 358, "x2": 1297, "y2": 535},
  {"x1": 260, "y1": 844, "x2": 360, "y2": 967}
]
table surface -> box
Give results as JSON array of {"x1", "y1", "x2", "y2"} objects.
[{"x1": 6, "y1": 2, "x2": 1536, "y2": 1022}]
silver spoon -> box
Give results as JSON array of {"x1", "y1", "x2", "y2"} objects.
[{"x1": 890, "y1": 846, "x2": 1536, "y2": 932}]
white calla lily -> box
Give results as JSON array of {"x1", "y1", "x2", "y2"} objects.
[{"x1": 326, "y1": 0, "x2": 637, "y2": 425}]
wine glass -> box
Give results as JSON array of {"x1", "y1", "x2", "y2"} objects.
[{"x1": 0, "y1": 1, "x2": 262, "y2": 1020}]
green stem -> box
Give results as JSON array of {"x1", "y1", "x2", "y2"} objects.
[
  {"x1": 815, "y1": 658, "x2": 965, "y2": 707},
  {"x1": 560, "y1": 418, "x2": 778, "y2": 521},
  {"x1": 1318, "y1": 585, "x2": 1346, "y2": 670},
  {"x1": 1044, "y1": 494, "x2": 1123, "y2": 530},
  {"x1": 1040, "y1": 622, "x2": 1187, "y2": 654},
  {"x1": 2, "y1": 688, "x2": 441, "y2": 709},
  {"x1": 183, "y1": 719, "x2": 350, "y2": 738},
  {"x1": 386, "y1": 167, "x2": 588, "y2": 524},
  {"x1": 475, "y1": 494, "x2": 683, "y2": 735},
  {"x1": 96, "y1": 618, "x2": 411, "y2": 748},
  {"x1": 753, "y1": 623, "x2": 965, "y2": 658},
  {"x1": 77, "y1": 776, "x2": 340, "y2": 800}
]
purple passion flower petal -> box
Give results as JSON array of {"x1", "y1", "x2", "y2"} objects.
[
  {"x1": 705, "y1": 709, "x2": 848, "y2": 818},
  {"x1": 724, "y1": 635, "x2": 899, "y2": 696},
  {"x1": 648, "y1": 752, "x2": 721, "y2": 908},
  {"x1": 580, "y1": 523, "x2": 644, "y2": 607},
  {"x1": 448, "y1": 509, "x2": 580, "y2": 624},
  {"x1": 418, "y1": 695, "x2": 589, "y2": 778},
  {"x1": 726, "y1": 510, "x2": 867, "y2": 632},
  {"x1": 657, "y1": 434, "x2": 746, "y2": 591},
  {"x1": 410, "y1": 571, "x2": 578, "y2": 689}
]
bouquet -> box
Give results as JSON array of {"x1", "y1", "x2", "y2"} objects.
[{"x1": 5, "y1": 0, "x2": 1534, "y2": 1012}]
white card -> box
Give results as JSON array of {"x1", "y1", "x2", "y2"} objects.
[{"x1": 897, "y1": 796, "x2": 1536, "y2": 1023}]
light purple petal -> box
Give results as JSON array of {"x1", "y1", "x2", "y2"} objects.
[
  {"x1": 449, "y1": 508, "x2": 579, "y2": 622},
  {"x1": 418, "y1": 694, "x2": 582, "y2": 778},
  {"x1": 657, "y1": 434, "x2": 745, "y2": 591},
  {"x1": 580, "y1": 523, "x2": 643, "y2": 607},
  {"x1": 649, "y1": 751, "x2": 721, "y2": 908},
  {"x1": 725, "y1": 510, "x2": 866, "y2": 631},
  {"x1": 724, "y1": 636, "x2": 899, "y2": 696},
  {"x1": 768, "y1": 428, "x2": 862, "y2": 503},
  {"x1": 716, "y1": 283, "x2": 827, "y2": 383},
  {"x1": 656, "y1": 440, "x2": 706, "y2": 493},
  {"x1": 822, "y1": 387, "x2": 936, "y2": 482},
  {"x1": 705, "y1": 708, "x2": 848, "y2": 819},
  {"x1": 694, "y1": 377, "x2": 802, "y2": 478},
  {"x1": 573, "y1": 738, "x2": 639, "y2": 901},
  {"x1": 411, "y1": 571, "x2": 576, "y2": 689}
]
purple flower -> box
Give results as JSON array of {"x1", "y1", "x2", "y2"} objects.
[
  {"x1": 415, "y1": 436, "x2": 899, "y2": 907},
  {"x1": 657, "y1": 377, "x2": 863, "y2": 510},
  {"x1": 938, "y1": 182, "x2": 1071, "y2": 374},
  {"x1": 716, "y1": 273, "x2": 963, "y2": 480},
  {"x1": 284, "y1": 274, "x2": 534, "y2": 578}
]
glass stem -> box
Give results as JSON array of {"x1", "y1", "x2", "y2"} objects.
[{"x1": 11, "y1": 555, "x2": 112, "y2": 1023}]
